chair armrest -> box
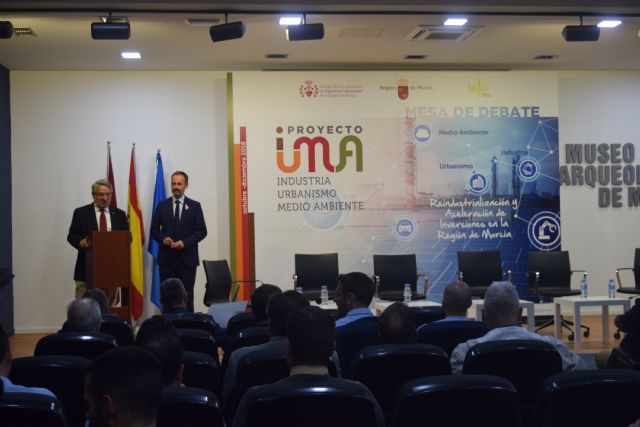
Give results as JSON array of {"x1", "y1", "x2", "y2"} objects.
[
  {"x1": 503, "y1": 269, "x2": 512, "y2": 282},
  {"x1": 570, "y1": 269, "x2": 587, "y2": 281},
  {"x1": 229, "y1": 280, "x2": 263, "y2": 302},
  {"x1": 292, "y1": 274, "x2": 298, "y2": 289},
  {"x1": 372, "y1": 274, "x2": 380, "y2": 296},
  {"x1": 528, "y1": 270, "x2": 541, "y2": 294},
  {"x1": 615, "y1": 267, "x2": 634, "y2": 288}
]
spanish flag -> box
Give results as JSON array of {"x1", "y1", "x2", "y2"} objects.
[{"x1": 128, "y1": 145, "x2": 145, "y2": 319}]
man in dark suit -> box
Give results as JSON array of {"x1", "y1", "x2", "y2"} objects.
[
  {"x1": 67, "y1": 179, "x2": 129, "y2": 299},
  {"x1": 151, "y1": 171, "x2": 207, "y2": 311}
]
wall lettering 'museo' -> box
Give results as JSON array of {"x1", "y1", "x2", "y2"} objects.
[{"x1": 560, "y1": 143, "x2": 640, "y2": 207}]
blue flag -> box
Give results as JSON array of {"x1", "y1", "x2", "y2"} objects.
[{"x1": 148, "y1": 151, "x2": 166, "y2": 310}]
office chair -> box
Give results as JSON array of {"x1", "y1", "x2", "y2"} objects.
[
  {"x1": 528, "y1": 251, "x2": 589, "y2": 340},
  {"x1": 10, "y1": 355, "x2": 89, "y2": 427},
  {"x1": 457, "y1": 250, "x2": 511, "y2": 297},
  {"x1": 158, "y1": 386, "x2": 224, "y2": 427},
  {"x1": 351, "y1": 343, "x2": 450, "y2": 422},
  {"x1": 536, "y1": 369, "x2": 640, "y2": 427},
  {"x1": 236, "y1": 375, "x2": 383, "y2": 427},
  {"x1": 416, "y1": 320, "x2": 489, "y2": 356},
  {"x1": 100, "y1": 314, "x2": 134, "y2": 346},
  {"x1": 372, "y1": 254, "x2": 427, "y2": 301},
  {"x1": 182, "y1": 351, "x2": 222, "y2": 400},
  {"x1": 462, "y1": 339, "x2": 562, "y2": 418},
  {"x1": 225, "y1": 312, "x2": 258, "y2": 335},
  {"x1": 394, "y1": 374, "x2": 523, "y2": 427},
  {"x1": 34, "y1": 332, "x2": 117, "y2": 360},
  {"x1": 165, "y1": 314, "x2": 219, "y2": 337},
  {"x1": 221, "y1": 325, "x2": 270, "y2": 373},
  {"x1": 614, "y1": 248, "x2": 640, "y2": 338},
  {"x1": 0, "y1": 392, "x2": 68, "y2": 427},
  {"x1": 411, "y1": 306, "x2": 445, "y2": 328},
  {"x1": 202, "y1": 259, "x2": 262, "y2": 306},
  {"x1": 293, "y1": 253, "x2": 339, "y2": 301}
]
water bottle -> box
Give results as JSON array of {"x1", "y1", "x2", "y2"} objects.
[
  {"x1": 296, "y1": 286, "x2": 303, "y2": 294},
  {"x1": 320, "y1": 285, "x2": 329, "y2": 305},
  {"x1": 608, "y1": 279, "x2": 616, "y2": 299},
  {"x1": 580, "y1": 278, "x2": 588, "y2": 298},
  {"x1": 403, "y1": 283, "x2": 412, "y2": 304}
]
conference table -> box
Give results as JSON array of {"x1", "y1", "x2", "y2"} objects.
[{"x1": 553, "y1": 295, "x2": 632, "y2": 349}]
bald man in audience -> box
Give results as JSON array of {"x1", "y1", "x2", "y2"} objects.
[
  {"x1": 438, "y1": 280, "x2": 473, "y2": 321},
  {"x1": 66, "y1": 298, "x2": 102, "y2": 333},
  {"x1": 450, "y1": 281, "x2": 586, "y2": 374}
]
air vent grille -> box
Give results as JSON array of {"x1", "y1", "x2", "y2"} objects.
[{"x1": 405, "y1": 25, "x2": 483, "y2": 41}]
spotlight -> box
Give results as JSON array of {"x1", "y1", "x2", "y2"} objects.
[
  {"x1": 562, "y1": 25, "x2": 600, "y2": 42},
  {"x1": 92, "y1": 21, "x2": 130, "y2": 40},
  {"x1": 286, "y1": 23, "x2": 324, "y2": 41},
  {"x1": 0, "y1": 21, "x2": 13, "y2": 39},
  {"x1": 210, "y1": 21, "x2": 246, "y2": 42}
]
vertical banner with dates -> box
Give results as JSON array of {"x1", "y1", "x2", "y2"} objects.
[{"x1": 229, "y1": 71, "x2": 559, "y2": 299}]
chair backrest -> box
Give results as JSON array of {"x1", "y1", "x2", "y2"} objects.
[
  {"x1": 0, "y1": 392, "x2": 68, "y2": 427},
  {"x1": 158, "y1": 386, "x2": 224, "y2": 427},
  {"x1": 166, "y1": 314, "x2": 219, "y2": 337},
  {"x1": 34, "y1": 332, "x2": 117, "y2": 360},
  {"x1": 175, "y1": 328, "x2": 218, "y2": 360},
  {"x1": 373, "y1": 254, "x2": 418, "y2": 296},
  {"x1": 294, "y1": 253, "x2": 339, "y2": 294},
  {"x1": 351, "y1": 344, "x2": 451, "y2": 417},
  {"x1": 634, "y1": 248, "x2": 640, "y2": 289},
  {"x1": 462, "y1": 339, "x2": 563, "y2": 408},
  {"x1": 411, "y1": 306, "x2": 445, "y2": 328},
  {"x1": 537, "y1": 369, "x2": 640, "y2": 427},
  {"x1": 416, "y1": 320, "x2": 489, "y2": 356},
  {"x1": 395, "y1": 374, "x2": 522, "y2": 427},
  {"x1": 181, "y1": 351, "x2": 222, "y2": 400},
  {"x1": 241, "y1": 376, "x2": 381, "y2": 427},
  {"x1": 527, "y1": 251, "x2": 572, "y2": 290},
  {"x1": 225, "y1": 347, "x2": 290, "y2": 425},
  {"x1": 10, "y1": 355, "x2": 90, "y2": 427},
  {"x1": 335, "y1": 316, "x2": 380, "y2": 377},
  {"x1": 226, "y1": 312, "x2": 257, "y2": 335},
  {"x1": 99, "y1": 315, "x2": 134, "y2": 346},
  {"x1": 202, "y1": 259, "x2": 233, "y2": 306},
  {"x1": 457, "y1": 250, "x2": 503, "y2": 287},
  {"x1": 221, "y1": 325, "x2": 270, "y2": 372}
]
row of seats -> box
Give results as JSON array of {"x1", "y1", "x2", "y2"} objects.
[{"x1": 3, "y1": 369, "x2": 640, "y2": 427}]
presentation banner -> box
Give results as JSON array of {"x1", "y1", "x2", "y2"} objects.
[{"x1": 230, "y1": 71, "x2": 559, "y2": 299}]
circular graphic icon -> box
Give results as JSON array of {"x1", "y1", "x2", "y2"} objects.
[
  {"x1": 301, "y1": 192, "x2": 345, "y2": 232},
  {"x1": 392, "y1": 216, "x2": 417, "y2": 241},
  {"x1": 527, "y1": 211, "x2": 561, "y2": 251},
  {"x1": 516, "y1": 157, "x2": 540, "y2": 182},
  {"x1": 466, "y1": 171, "x2": 490, "y2": 195},
  {"x1": 411, "y1": 123, "x2": 432, "y2": 145}
]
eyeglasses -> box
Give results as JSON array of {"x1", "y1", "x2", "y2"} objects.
[{"x1": 93, "y1": 192, "x2": 112, "y2": 198}]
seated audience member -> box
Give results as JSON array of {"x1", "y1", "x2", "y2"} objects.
[
  {"x1": 137, "y1": 333, "x2": 185, "y2": 388},
  {"x1": 134, "y1": 315, "x2": 178, "y2": 346},
  {"x1": 83, "y1": 288, "x2": 110, "y2": 316},
  {"x1": 223, "y1": 290, "x2": 310, "y2": 402},
  {"x1": 597, "y1": 297, "x2": 640, "y2": 368},
  {"x1": 450, "y1": 281, "x2": 585, "y2": 374},
  {"x1": 85, "y1": 347, "x2": 163, "y2": 427},
  {"x1": 335, "y1": 272, "x2": 379, "y2": 374},
  {"x1": 160, "y1": 278, "x2": 226, "y2": 341},
  {"x1": 0, "y1": 326, "x2": 56, "y2": 397},
  {"x1": 378, "y1": 302, "x2": 416, "y2": 344},
  {"x1": 66, "y1": 298, "x2": 103, "y2": 333},
  {"x1": 248, "y1": 284, "x2": 282, "y2": 326},
  {"x1": 438, "y1": 280, "x2": 473, "y2": 321},
  {"x1": 232, "y1": 306, "x2": 385, "y2": 427}
]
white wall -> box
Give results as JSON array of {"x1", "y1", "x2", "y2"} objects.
[
  {"x1": 11, "y1": 71, "x2": 229, "y2": 332},
  {"x1": 10, "y1": 70, "x2": 640, "y2": 331},
  {"x1": 558, "y1": 71, "x2": 640, "y2": 295}
]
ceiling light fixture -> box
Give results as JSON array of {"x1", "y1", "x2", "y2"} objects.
[
  {"x1": 121, "y1": 51, "x2": 141, "y2": 59},
  {"x1": 0, "y1": 21, "x2": 13, "y2": 39},
  {"x1": 444, "y1": 18, "x2": 468, "y2": 26},
  {"x1": 562, "y1": 16, "x2": 599, "y2": 42},
  {"x1": 286, "y1": 15, "x2": 324, "y2": 41},
  {"x1": 210, "y1": 13, "x2": 246, "y2": 42},
  {"x1": 597, "y1": 20, "x2": 622, "y2": 28},
  {"x1": 92, "y1": 13, "x2": 130, "y2": 40}
]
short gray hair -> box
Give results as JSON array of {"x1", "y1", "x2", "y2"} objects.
[
  {"x1": 67, "y1": 298, "x2": 102, "y2": 332},
  {"x1": 483, "y1": 281, "x2": 520, "y2": 317},
  {"x1": 91, "y1": 179, "x2": 113, "y2": 193}
]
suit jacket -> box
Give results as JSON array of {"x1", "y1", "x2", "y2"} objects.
[
  {"x1": 67, "y1": 203, "x2": 129, "y2": 281},
  {"x1": 150, "y1": 196, "x2": 207, "y2": 268}
]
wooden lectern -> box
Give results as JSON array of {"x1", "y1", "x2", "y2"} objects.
[{"x1": 86, "y1": 230, "x2": 131, "y2": 320}]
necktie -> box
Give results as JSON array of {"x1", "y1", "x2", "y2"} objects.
[
  {"x1": 174, "y1": 200, "x2": 181, "y2": 225},
  {"x1": 99, "y1": 208, "x2": 107, "y2": 232}
]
